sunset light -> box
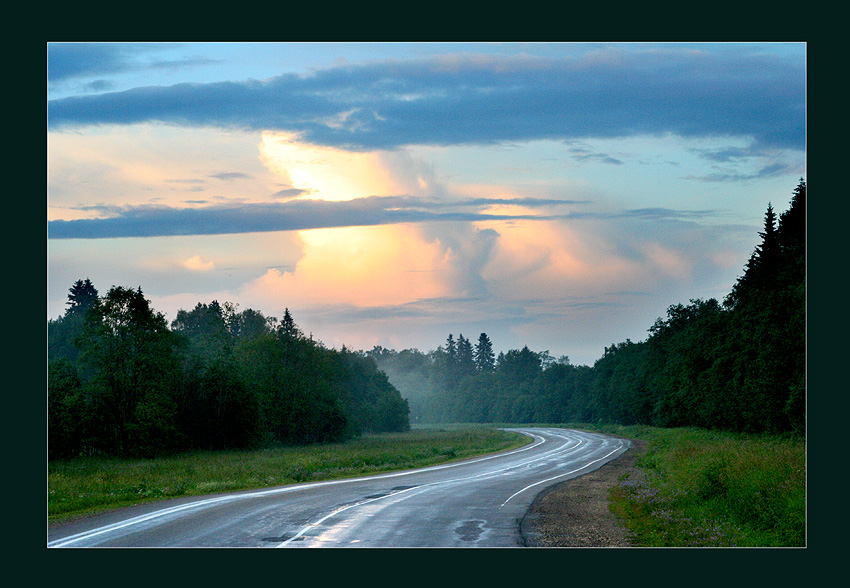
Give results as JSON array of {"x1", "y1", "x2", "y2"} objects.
[
  {"x1": 48, "y1": 41, "x2": 805, "y2": 365},
  {"x1": 47, "y1": 42, "x2": 807, "y2": 550}
]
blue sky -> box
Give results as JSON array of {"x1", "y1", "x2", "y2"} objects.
[{"x1": 47, "y1": 42, "x2": 806, "y2": 365}]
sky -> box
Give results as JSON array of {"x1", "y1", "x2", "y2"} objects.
[{"x1": 46, "y1": 41, "x2": 806, "y2": 366}]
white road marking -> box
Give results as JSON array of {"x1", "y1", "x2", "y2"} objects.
[
  {"x1": 49, "y1": 429, "x2": 626, "y2": 547},
  {"x1": 48, "y1": 430, "x2": 546, "y2": 547},
  {"x1": 277, "y1": 484, "x2": 424, "y2": 546},
  {"x1": 277, "y1": 430, "x2": 614, "y2": 546},
  {"x1": 499, "y1": 440, "x2": 626, "y2": 507}
]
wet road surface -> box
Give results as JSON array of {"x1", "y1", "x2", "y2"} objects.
[{"x1": 48, "y1": 428, "x2": 629, "y2": 548}]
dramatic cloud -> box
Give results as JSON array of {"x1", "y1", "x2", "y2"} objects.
[
  {"x1": 48, "y1": 49, "x2": 805, "y2": 152},
  {"x1": 46, "y1": 43, "x2": 804, "y2": 364}
]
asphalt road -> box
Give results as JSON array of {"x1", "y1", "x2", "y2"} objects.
[{"x1": 47, "y1": 428, "x2": 630, "y2": 548}]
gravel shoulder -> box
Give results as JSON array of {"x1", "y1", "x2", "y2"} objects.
[{"x1": 520, "y1": 438, "x2": 648, "y2": 547}]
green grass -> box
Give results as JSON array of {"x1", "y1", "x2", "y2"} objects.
[
  {"x1": 572, "y1": 423, "x2": 806, "y2": 547},
  {"x1": 48, "y1": 425, "x2": 529, "y2": 522}
]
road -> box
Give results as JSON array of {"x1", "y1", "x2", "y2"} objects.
[{"x1": 47, "y1": 428, "x2": 629, "y2": 548}]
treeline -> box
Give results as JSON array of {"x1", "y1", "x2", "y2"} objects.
[
  {"x1": 368, "y1": 338, "x2": 584, "y2": 424},
  {"x1": 47, "y1": 179, "x2": 805, "y2": 458},
  {"x1": 48, "y1": 289, "x2": 409, "y2": 459},
  {"x1": 372, "y1": 179, "x2": 806, "y2": 436}
]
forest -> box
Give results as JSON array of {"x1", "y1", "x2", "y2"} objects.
[
  {"x1": 370, "y1": 179, "x2": 806, "y2": 435},
  {"x1": 48, "y1": 290, "x2": 410, "y2": 459},
  {"x1": 47, "y1": 179, "x2": 805, "y2": 459}
]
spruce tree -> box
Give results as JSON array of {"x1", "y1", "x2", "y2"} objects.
[
  {"x1": 778, "y1": 178, "x2": 806, "y2": 281},
  {"x1": 280, "y1": 308, "x2": 300, "y2": 338},
  {"x1": 726, "y1": 202, "x2": 780, "y2": 309},
  {"x1": 776, "y1": 178, "x2": 806, "y2": 434},
  {"x1": 456, "y1": 334, "x2": 475, "y2": 378},
  {"x1": 65, "y1": 278, "x2": 99, "y2": 317},
  {"x1": 445, "y1": 334, "x2": 457, "y2": 367},
  {"x1": 474, "y1": 332, "x2": 495, "y2": 372}
]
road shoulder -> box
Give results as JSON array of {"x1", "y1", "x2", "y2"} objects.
[{"x1": 520, "y1": 438, "x2": 647, "y2": 547}]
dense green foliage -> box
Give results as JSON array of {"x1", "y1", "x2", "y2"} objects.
[
  {"x1": 48, "y1": 289, "x2": 410, "y2": 459},
  {"x1": 48, "y1": 427, "x2": 528, "y2": 520},
  {"x1": 373, "y1": 180, "x2": 806, "y2": 436}
]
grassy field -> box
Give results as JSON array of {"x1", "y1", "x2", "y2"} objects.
[
  {"x1": 47, "y1": 425, "x2": 530, "y2": 522},
  {"x1": 575, "y1": 423, "x2": 806, "y2": 547}
]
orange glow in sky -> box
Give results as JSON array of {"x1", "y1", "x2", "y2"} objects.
[
  {"x1": 244, "y1": 224, "x2": 451, "y2": 308},
  {"x1": 46, "y1": 42, "x2": 805, "y2": 365},
  {"x1": 260, "y1": 132, "x2": 411, "y2": 202}
]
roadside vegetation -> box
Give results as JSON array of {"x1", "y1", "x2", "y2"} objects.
[
  {"x1": 47, "y1": 426, "x2": 529, "y2": 522},
  {"x1": 578, "y1": 423, "x2": 805, "y2": 547}
]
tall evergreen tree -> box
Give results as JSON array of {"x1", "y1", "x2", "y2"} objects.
[
  {"x1": 49, "y1": 278, "x2": 101, "y2": 362},
  {"x1": 474, "y1": 332, "x2": 495, "y2": 372},
  {"x1": 456, "y1": 334, "x2": 476, "y2": 379},
  {"x1": 442, "y1": 334, "x2": 458, "y2": 386},
  {"x1": 777, "y1": 178, "x2": 806, "y2": 282},
  {"x1": 445, "y1": 334, "x2": 457, "y2": 363},
  {"x1": 66, "y1": 278, "x2": 99, "y2": 317},
  {"x1": 280, "y1": 308, "x2": 300, "y2": 339},
  {"x1": 775, "y1": 178, "x2": 806, "y2": 434},
  {"x1": 758, "y1": 202, "x2": 780, "y2": 275},
  {"x1": 726, "y1": 202, "x2": 779, "y2": 309}
]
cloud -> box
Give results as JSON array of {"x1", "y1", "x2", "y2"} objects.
[
  {"x1": 182, "y1": 255, "x2": 215, "y2": 271},
  {"x1": 225, "y1": 211, "x2": 748, "y2": 361},
  {"x1": 48, "y1": 44, "x2": 142, "y2": 83},
  {"x1": 568, "y1": 145, "x2": 625, "y2": 165},
  {"x1": 691, "y1": 145, "x2": 763, "y2": 163},
  {"x1": 209, "y1": 172, "x2": 253, "y2": 181},
  {"x1": 271, "y1": 188, "x2": 311, "y2": 200},
  {"x1": 47, "y1": 193, "x2": 733, "y2": 240},
  {"x1": 48, "y1": 193, "x2": 592, "y2": 239},
  {"x1": 621, "y1": 208, "x2": 721, "y2": 220},
  {"x1": 240, "y1": 224, "x2": 452, "y2": 308},
  {"x1": 48, "y1": 43, "x2": 215, "y2": 84},
  {"x1": 686, "y1": 161, "x2": 802, "y2": 183},
  {"x1": 48, "y1": 49, "x2": 805, "y2": 152}
]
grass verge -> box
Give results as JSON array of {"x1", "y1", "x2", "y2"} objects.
[
  {"x1": 571, "y1": 423, "x2": 805, "y2": 547},
  {"x1": 48, "y1": 425, "x2": 529, "y2": 523}
]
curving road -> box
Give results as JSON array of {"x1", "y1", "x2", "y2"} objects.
[{"x1": 47, "y1": 428, "x2": 630, "y2": 548}]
